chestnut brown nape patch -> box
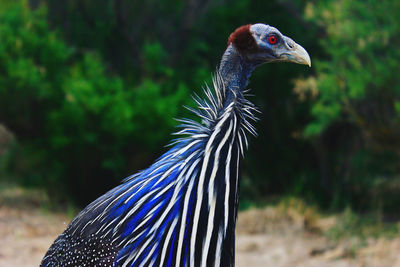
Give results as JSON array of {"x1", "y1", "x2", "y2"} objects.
[{"x1": 227, "y1": 24, "x2": 257, "y2": 52}]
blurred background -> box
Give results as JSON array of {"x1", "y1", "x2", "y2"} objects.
[{"x1": 0, "y1": 0, "x2": 400, "y2": 266}]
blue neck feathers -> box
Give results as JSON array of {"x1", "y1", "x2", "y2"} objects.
[{"x1": 219, "y1": 44, "x2": 256, "y2": 95}]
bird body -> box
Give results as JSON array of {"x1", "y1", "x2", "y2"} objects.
[{"x1": 41, "y1": 23, "x2": 310, "y2": 267}]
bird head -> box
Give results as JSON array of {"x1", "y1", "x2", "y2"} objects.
[{"x1": 228, "y1": 23, "x2": 311, "y2": 67}]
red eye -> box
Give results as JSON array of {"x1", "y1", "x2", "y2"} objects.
[{"x1": 268, "y1": 35, "x2": 277, "y2": 45}]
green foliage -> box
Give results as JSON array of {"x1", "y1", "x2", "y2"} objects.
[
  {"x1": 0, "y1": 0, "x2": 319, "y2": 206},
  {"x1": 1, "y1": 0, "x2": 399, "y2": 215},
  {"x1": 0, "y1": 1, "x2": 188, "y2": 204},
  {"x1": 296, "y1": 0, "x2": 400, "y2": 211},
  {"x1": 304, "y1": 0, "x2": 400, "y2": 136}
]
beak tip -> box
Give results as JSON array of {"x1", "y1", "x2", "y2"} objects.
[
  {"x1": 305, "y1": 53, "x2": 311, "y2": 68},
  {"x1": 291, "y1": 44, "x2": 311, "y2": 68}
]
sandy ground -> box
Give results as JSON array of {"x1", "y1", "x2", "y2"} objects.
[
  {"x1": 1, "y1": 187, "x2": 400, "y2": 267},
  {"x1": 236, "y1": 209, "x2": 400, "y2": 267}
]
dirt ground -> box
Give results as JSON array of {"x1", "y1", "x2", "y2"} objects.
[{"x1": 0, "y1": 186, "x2": 400, "y2": 267}]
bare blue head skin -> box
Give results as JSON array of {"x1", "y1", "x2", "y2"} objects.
[{"x1": 219, "y1": 23, "x2": 311, "y2": 91}]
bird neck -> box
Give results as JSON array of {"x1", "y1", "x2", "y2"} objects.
[{"x1": 219, "y1": 44, "x2": 255, "y2": 94}]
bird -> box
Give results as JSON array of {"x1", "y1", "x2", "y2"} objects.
[{"x1": 41, "y1": 23, "x2": 311, "y2": 267}]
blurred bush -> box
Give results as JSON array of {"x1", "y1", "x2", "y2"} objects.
[
  {"x1": 0, "y1": 1, "x2": 188, "y2": 203},
  {"x1": 0, "y1": 0, "x2": 317, "y2": 206},
  {"x1": 296, "y1": 0, "x2": 400, "y2": 211},
  {"x1": 0, "y1": 0, "x2": 399, "y2": 214}
]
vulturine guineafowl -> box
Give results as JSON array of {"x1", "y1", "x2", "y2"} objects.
[{"x1": 41, "y1": 23, "x2": 311, "y2": 267}]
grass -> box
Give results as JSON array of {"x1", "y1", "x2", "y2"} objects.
[
  {"x1": 240, "y1": 195, "x2": 399, "y2": 246},
  {"x1": 0, "y1": 181, "x2": 79, "y2": 220},
  {"x1": 326, "y1": 207, "x2": 399, "y2": 240}
]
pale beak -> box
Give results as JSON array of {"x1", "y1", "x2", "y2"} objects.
[{"x1": 278, "y1": 38, "x2": 311, "y2": 67}]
